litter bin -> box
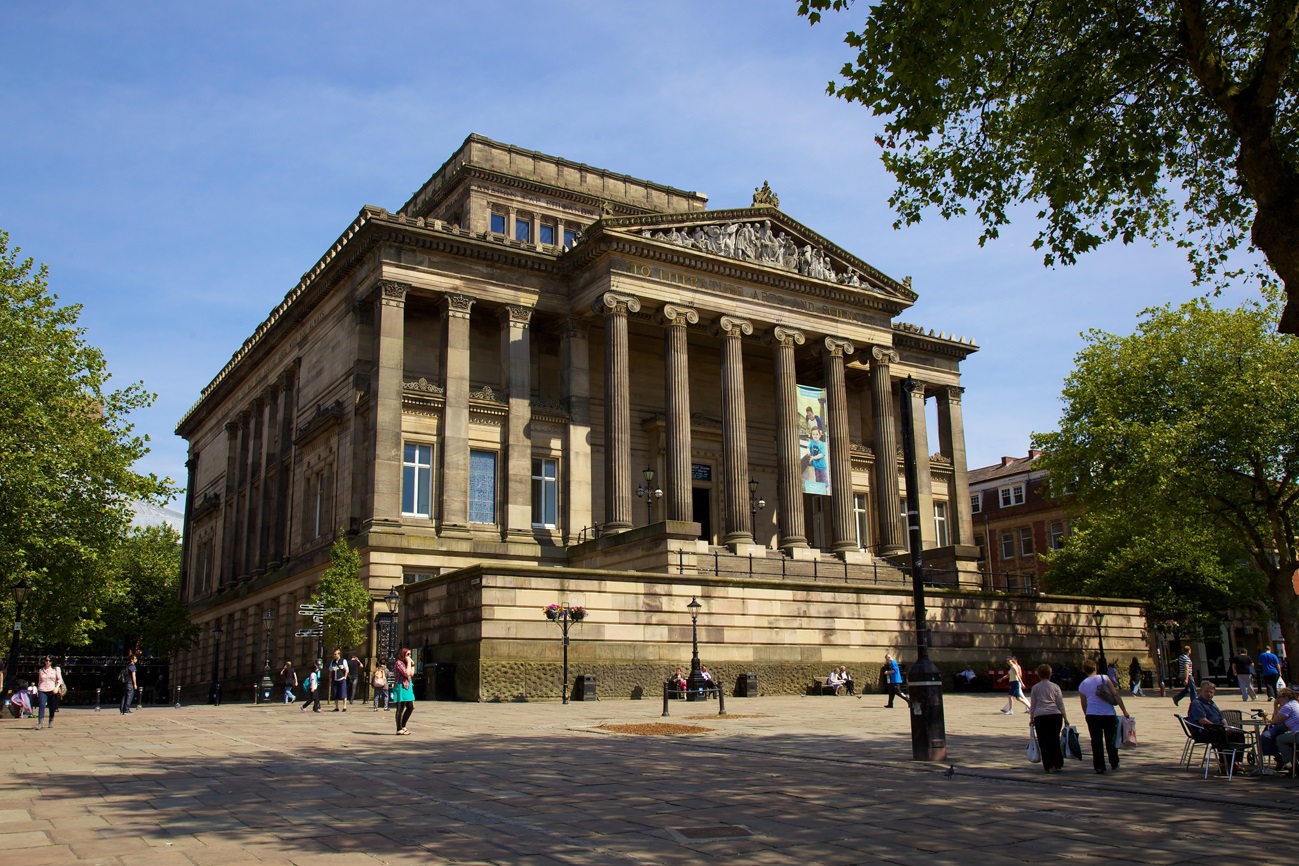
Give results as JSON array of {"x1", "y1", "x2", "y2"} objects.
[
  {"x1": 433, "y1": 662, "x2": 457, "y2": 701},
  {"x1": 737, "y1": 672, "x2": 758, "y2": 697},
  {"x1": 575, "y1": 674, "x2": 597, "y2": 701}
]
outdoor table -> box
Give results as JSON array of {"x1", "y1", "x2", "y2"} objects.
[{"x1": 1238, "y1": 718, "x2": 1269, "y2": 776}]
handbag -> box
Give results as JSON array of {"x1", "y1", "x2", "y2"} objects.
[
  {"x1": 1096, "y1": 676, "x2": 1120, "y2": 706},
  {"x1": 1061, "y1": 725, "x2": 1082, "y2": 760},
  {"x1": 56, "y1": 668, "x2": 67, "y2": 697},
  {"x1": 1027, "y1": 725, "x2": 1042, "y2": 763}
]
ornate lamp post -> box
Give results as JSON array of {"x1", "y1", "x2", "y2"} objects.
[
  {"x1": 209, "y1": 622, "x2": 223, "y2": 706},
  {"x1": 385, "y1": 587, "x2": 399, "y2": 664},
  {"x1": 1093, "y1": 609, "x2": 1107, "y2": 673},
  {"x1": 544, "y1": 603, "x2": 586, "y2": 704},
  {"x1": 685, "y1": 597, "x2": 707, "y2": 702},
  {"x1": 749, "y1": 479, "x2": 766, "y2": 520},
  {"x1": 6, "y1": 579, "x2": 31, "y2": 685},
  {"x1": 636, "y1": 467, "x2": 663, "y2": 523},
  {"x1": 259, "y1": 609, "x2": 275, "y2": 704}
]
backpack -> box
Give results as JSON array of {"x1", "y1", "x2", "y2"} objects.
[{"x1": 117, "y1": 666, "x2": 129, "y2": 683}]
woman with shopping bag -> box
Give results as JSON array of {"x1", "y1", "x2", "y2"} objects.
[{"x1": 1029, "y1": 663, "x2": 1071, "y2": 773}]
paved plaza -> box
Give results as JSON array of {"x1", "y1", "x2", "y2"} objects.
[{"x1": 0, "y1": 691, "x2": 1293, "y2": 865}]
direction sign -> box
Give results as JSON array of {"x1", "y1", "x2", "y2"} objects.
[{"x1": 295, "y1": 628, "x2": 323, "y2": 637}]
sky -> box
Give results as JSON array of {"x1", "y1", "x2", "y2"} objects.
[{"x1": 1, "y1": 2, "x2": 1262, "y2": 507}]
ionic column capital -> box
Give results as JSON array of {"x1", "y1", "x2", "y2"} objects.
[
  {"x1": 822, "y1": 336, "x2": 855, "y2": 358},
  {"x1": 442, "y1": 293, "x2": 475, "y2": 319},
  {"x1": 715, "y1": 315, "x2": 753, "y2": 338},
  {"x1": 593, "y1": 292, "x2": 641, "y2": 316},
  {"x1": 870, "y1": 345, "x2": 900, "y2": 365},
  {"x1": 767, "y1": 326, "x2": 805, "y2": 347},
  {"x1": 657, "y1": 304, "x2": 699, "y2": 327}
]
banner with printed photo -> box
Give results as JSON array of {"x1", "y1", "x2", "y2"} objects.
[{"x1": 797, "y1": 385, "x2": 830, "y2": 496}]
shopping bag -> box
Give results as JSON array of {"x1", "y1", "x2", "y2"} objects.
[
  {"x1": 1027, "y1": 726, "x2": 1041, "y2": 763},
  {"x1": 1062, "y1": 725, "x2": 1082, "y2": 760},
  {"x1": 1120, "y1": 716, "x2": 1137, "y2": 748}
]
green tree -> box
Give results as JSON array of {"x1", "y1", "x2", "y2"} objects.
[
  {"x1": 314, "y1": 538, "x2": 370, "y2": 654},
  {"x1": 95, "y1": 524, "x2": 199, "y2": 658},
  {"x1": 1033, "y1": 295, "x2": 1299, "y2": 655},
  {"x1": 798, "y1": 1, "x2": 1299, "y2": 333},
  {"x1": 0, "y1": 231, "x2": 173, "y2": 646}
]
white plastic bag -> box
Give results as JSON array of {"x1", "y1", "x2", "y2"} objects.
[
  {"x1": 1027, "y1": 725, "x2": 1042, "y2": 763},
  {"x1": 1120, "y1": 715, "x2": 1137, "y2": 748}
]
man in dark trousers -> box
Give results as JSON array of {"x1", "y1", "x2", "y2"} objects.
[
  {"x1": 1172, "y1": 646, "x2": 1196, "y2": 706},
  {"x1": 883, "y1": 654, "x2": 909, "y2": 708},
  {"x1": 120, "y1": 652, "x2": 137, "y2": 714}
]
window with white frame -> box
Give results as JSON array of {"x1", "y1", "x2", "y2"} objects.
[
  {"x1": 934, "y1": 501, "x2": 949, "y2": 548},
  {"x1": 469, "y1": 450, "x2": 498, "y2": 524},
  {"x1": 853, "y1": 492, "x2": 869, "y2": 550},
  {"x1": 971, "y1": 493, "x2": 982, "y2": 514},
  {"x1": 402, "y1": 443, "x2": 433, "y2": 517},
  {"x1": 1050, "y1": 520, "x2": 1067, "y2": 550},
  {"x1": 539, "y1": 222, "x2": 556, "y2": 245},
  {"x1": 532, "y1": 457, "x2": 559, "y2": 528},
  {"x1": 1000, "y1": 530, "x2": 1015, "y2": 560},
  {"x1": 999, "y1": 484, "x2": 1025, "y2": 507},
  {"x1": 1019, "y1": 526, "x2": 1035, "y2": 556}
]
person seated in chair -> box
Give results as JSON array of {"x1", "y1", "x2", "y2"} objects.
[
  {"x1": 955, "y1": 664, "x2": 978, "y2": 692},
  {"x1": 825, "y1": 668, "x2": 845, "y2": 695},
  {"x1": 837, "y1": 666, "x2": 856, "y2": 696},
  {"x1": 1187, "y1": 682, "x2": 1250, "y2": 774},
  {"x1": 670, "y1": 667, "x2": 687, "y2": 698},
  {"x1": 1260, "y1": 687, "x2": 1299, "y2": 772}
]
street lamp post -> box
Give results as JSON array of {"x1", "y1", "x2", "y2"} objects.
[
  {"x1": 385, "y1": 587, "x2": 399, "y2": 665},
  {"x1": 899, "y1": 375, "x2": 947, "y2": 761},
  {"x1": 6, "y1": 579, "x2": 31, "y2": 687},
  {"x1": 259, "y1": 609, "x2": 275, "y2": 704},
  {"x1": 685, "y1": 597, "x2": 707, "y2": 702},
  {"x1": 1093, "y1": 609, "x2": 1107, "y2": 673},
  {"x1": 748, "y1": 479, "x2": 766, "y2": 523},
  {"x1": 209, "y1": 622, "x2": 223, "y2": 706},
  {"x1": 635, "y1": 467, "x2": 663, "y2": 524}
]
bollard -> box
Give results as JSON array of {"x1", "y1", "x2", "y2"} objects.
[
  {"x1": 662, "y1": 681, "x2": 670, "y2": 718},
  {"x1": 94, "y1": 687, "x2": 101, "y2": 711},
  {"x1": 214, "y1": 683, "x2": 221, "y2": 707},
  {"x1": 717, "y1": 686, "x2": 726, "y2": 716},
  {"x1": 253, "y1": 685, "x2": 259, "y2": 704},
  {"x1": 174, "y1": 685, "x2": 181, "y2": 708}
]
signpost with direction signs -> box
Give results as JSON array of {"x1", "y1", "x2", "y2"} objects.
[{"x1": 298, "y1": 603, "x2": 341, "y2": 668}]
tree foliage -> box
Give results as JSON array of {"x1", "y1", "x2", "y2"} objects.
[
  {"x1": 0, "y1": 231, "x2": 174, "y2": 646},
  {"x1": 314, "y1": 538, "x2": 370, "y2": 654},
  {"x1": 1033, "y1": 295, "x2": 1299, "y2": 654},
  {"x1": 95, "y1": 524, "x2": 199, "y2": 658},
  {"x1": 798, "y1": 1, "x2": 1299, "y2": 333}
]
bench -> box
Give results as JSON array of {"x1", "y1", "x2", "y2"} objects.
[
  {"x1": 809, "y1": 679, "x2": 845, "y2": 696},
  {"x1": 665, "y1": 680, "x2": 720, "y2": 700}
]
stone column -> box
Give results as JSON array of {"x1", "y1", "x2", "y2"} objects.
[
  {"x1": 246, "y1": 398, "x2": 266, "y2": 573},
  {"x1": 937, "y1": 385, "x2": 974, "y2": 545},
  {"x1": 823, "y1": 337, "x2": 857, "y2": 554},
  {"x1": 258, "y1": 385, "x2": 279, "y2": 570},
  {"x1": 907, "y1": 379, "x2": 935, "y2": 550},
  {"x1": 596, "y1": 292, "x2": 640, "y2": 534},
  {"x1": 561, "y1": 317, "x2": 592, "y2": 541},
  {"x1": 658, "y1": 304, "x2": 698, "y2": 523},
  {"x1": 870, "y1": 347, "x2": 906, "y2": 555},
  {"x1": 272, "y1": 365, "x2": 297, "y2": 563},
  {"x1": 179, "y1": 454, "x2": 197, "y2": 600},
  {"x1": 439, "y1": 293, "x2": 475, "y2": 537},
  {"x1": 716, "y1": 315, "x2": 754, "y2": 547},
  {"x1": 220, "y1": 421, "x2": 239, "y2": 586},
  {"x1": 233, "y1": 412, "x2": 251, "y2": 577},
  {"x1": 500, "y1": 305, "x2": 534, "y2": 542},
  {"x1": 768, "y1": 326, "x2": 808, "y2": 550},
  {"x1": 369, "y1": 281, "x2": 408, "y2": 530}
]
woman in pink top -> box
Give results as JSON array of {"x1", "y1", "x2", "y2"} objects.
[
  {"x1": 35, "y1": 656, "x2": 65, "y2": 730},
  {"x1": 1029, "y1": 663, "x2": 1070, "y2": 773}
]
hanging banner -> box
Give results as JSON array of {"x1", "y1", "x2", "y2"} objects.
[{"x1": 797, "y1": 385, "x2": 830, "y2": 496}]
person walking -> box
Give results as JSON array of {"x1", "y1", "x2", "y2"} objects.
[
  {"x1": 328, "y1": 649, "x2": 349, "y2": 712},
  {"x1": 280, "y1": 661, "x2": 297, "y2": 704},
  {"x1": 1029, "y1": 663, "x2": 1070, "y2": 774},
  {"x1": 1230, "y1": 650, "x2": 1256, "y2": 702},
  {"x1": 1000, "y1": 656, "x2": 1032, "y2": 714},
  {"x1": 1128, "y1": 656, "x2": 1144, "y2": 697},
  {"x1": 120, "y1": 653, "x2": 138, "y2": 715},
  {"x1": 1078, "y1": 658, "x2": 1131, "y2": 774},
  {"x1": 372, "y1": 660, "x2": 389, "y2": 710},
  {"x1": 347, "y1": 654, "x2": 363, "y2": 708},
  {"x1": 883, "y1": 654, "x2": 909, "y2": 708},
  {"x1": 35, "y1": 656, "x2": 65, "y2": 730},
  {"x1": 1172, "y1": 646, "x2": 1196, "y2": 705},
  {"x1": 393, "y1": 647, "x2": 415, "y2": 735},
  {"x1": 1258, "y1": 647, "x2": 1282, "y2": 700},
  {"x1": 299, "y1": 663, "x2": 321, "y2": 713}
]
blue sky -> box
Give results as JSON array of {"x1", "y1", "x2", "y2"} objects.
[{"x1": 1, "y1": 2, "x2": 1259, "y2": 504}]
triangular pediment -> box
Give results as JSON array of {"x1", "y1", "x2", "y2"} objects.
[{"x1": 597, "y1": 207, "x2": 917, "y2": 303}]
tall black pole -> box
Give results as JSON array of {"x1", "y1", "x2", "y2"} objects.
[
  {"x1": 899, "y1": 376, "x2": 947, "y2": 761},
  {"x1": 686, "y1": 598, "x2": 706, "y2": 701},
  {"x1": 5, "y1": 594, "x2": 25, "y2": 688}
]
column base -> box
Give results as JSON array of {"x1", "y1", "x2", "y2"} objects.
[
  {"x1": 877, "y1": 543, "x2": 907, "y2": 557},
  {"x1": 728, "y1": 541, "x2": 766, "y2": 557},
  {"x1": 834, "y1": 549, "x2": 867, "y2": 564},
  {"x1": 786, "y1": 546, "x2": 822, "y2": 562},
  {"x1": 723, "y1": 532, "x2": 755, "y2": 550}
]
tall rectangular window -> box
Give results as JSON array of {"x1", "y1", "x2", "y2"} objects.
[
  {"x1": 934, "y1": 501, "x2": 949, "y2": 548},
  {"x1": 313, "y1": 471, "x2": 325, "y2": 537},
  {"x1": 490, "y1": 213, "x2": 506, "y2": 234},
  {"x1": 1050, "y1": 520, "x2": 1067, "y2": 550},
  {"x1": 1000, "y1": 530, "x2": 1015, "y2": 560},
  {"x1": 853, "y1": 492, "x2": 869, "y2": 550},
  {"x1": 532, "y1": 457, "x2": 559, "y2": 527},
  {"x1": 402, "y1": 443, "x2": 433, "y2": 517},
  {"x1": 971, "y1": 493, "x2": 981, "y2": 514},
  {"x1": 539, "y1": 223, "x2": 556, "y2": 245},
  {"x1": 514, "y1": 218, "x2": 531, "y2": 243},
  {"x1": 1019, "y1": 526, "x2": 1035, "y2": 556},
  {"x1": 469, "y1": 450, "x2": 498, "y2": 524}
]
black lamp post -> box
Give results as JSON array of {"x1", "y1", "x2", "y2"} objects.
[
  {"x1": 1093, "y1": 609, "x2": 1107, "y2": 672},
  {"x1": 209, "y1": 622, "x2": 223, "y2": 706},
  {"x1": 385, "y1": 587, "x2": 399, "y2": 664},
  {"x1": 685, "y1": 597, "x2": 707, "y2": 702},
  {"x1": 899, "y1": 375, "x2": 947, "y2": 761},
  {"x1": 749, "y1": 478, "x2": 766, "y2": 523},
  {"x1": 636, "y1": 467, "x2": 663, "y2": 524},
  {"x1": 6, "y1": 579, "x2": 31, "y2": 687},
  {"x1": 259, "y1": 609, "x2": 274, "y2": 704}
]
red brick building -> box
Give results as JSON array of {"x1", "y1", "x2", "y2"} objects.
[{"x1": 968, "y1": 450, "x2": 1071, "y2": 592}]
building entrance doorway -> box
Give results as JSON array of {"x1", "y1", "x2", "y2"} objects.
[
  {"x1": 805, "y1": 495, "x2": 827, "y2": 550},
  {"x1": 692, "y1": 487, "x2": 712, "y2": 543}
]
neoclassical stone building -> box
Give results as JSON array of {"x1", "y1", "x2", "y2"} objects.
[{"x1": 175, "y1": 135, "x2": 1145, "y2": 700}]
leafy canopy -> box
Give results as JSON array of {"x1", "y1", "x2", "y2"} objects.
[
  {"x1": 96, "y1": 524, "x2": 199, "y2": 658},
  {"x1": 314, "y1": 538, "x2": 371, "y2": 654},
  {"x1": 1033, "y1": 294, "x2": 1299, "y2": 653},
  {"x1": 0, "y1": 231, "x2": 174, "y2": 646},
  {"x1": 798, "y1": 1, "x2": 1299, "y2": 333}
]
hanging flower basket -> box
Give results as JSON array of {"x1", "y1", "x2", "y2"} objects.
[
  {"x1": 544, "y1": 604, "x2": 562, "y2": 621},
  {"x1": 568, "y1": 605, "x2": 587, "y2": 622},
  {"x1": 543, "y1": 604, "x2": 587, "y2": 622}
]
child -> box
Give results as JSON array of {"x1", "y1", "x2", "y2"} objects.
[{"x1": 299, "y1": 663, "x2": 321, "y2": 713}]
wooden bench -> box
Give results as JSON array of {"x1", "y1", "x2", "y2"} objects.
[{"x1": 809, "y1": 679, "x2": 844, "y2": 696}]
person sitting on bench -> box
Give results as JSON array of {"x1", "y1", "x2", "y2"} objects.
[
  {"x1": 826, "y1": 669, "x2": 846, "y2": 695},
  {"x1": 670, "y1": 667, "x2": 687, "y2": 698}
]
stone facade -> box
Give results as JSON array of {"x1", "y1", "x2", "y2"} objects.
[{"x1": 174, "y1": 134, "x2": 1143, "y2": 701}]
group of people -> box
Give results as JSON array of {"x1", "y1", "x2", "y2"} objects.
[
  {"x1": 1173, "y1": 644, "x2": 1284, "y2": 705},
  {"x1": 1027, "y1": 659, "x2": 1132, "y2": 775},
  {"x1": 288, "y1": 648, "x2": 417, "y2": 735},
  {"x1": 7, "y1": 653, "x2": 140, "y2": 725}
]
